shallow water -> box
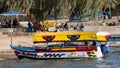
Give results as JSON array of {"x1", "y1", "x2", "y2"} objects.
[{"x1": 0, "y1": 47, "x2": 120, "y2": 68}]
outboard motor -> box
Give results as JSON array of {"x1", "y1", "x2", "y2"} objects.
[
  {"x1": 96, "y1": 31, "x2": 111, "y2": 54},
  {"x1": 101, "y1": 42, "x2": 110, "y2": 54}
]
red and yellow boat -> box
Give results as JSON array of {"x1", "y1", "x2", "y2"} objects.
[{"x1": 10, "y1": 31, "x2": 111, "y2": 59}]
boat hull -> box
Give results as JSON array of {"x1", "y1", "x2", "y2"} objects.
[
  {"x1": 10, "y1": 44, "x2": 107, "y2": 59},
  {"x1": 12, "y1": 49, "x2": 100, "y2": 59}
]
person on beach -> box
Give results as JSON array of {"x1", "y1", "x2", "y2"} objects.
[
  {"x1": 76, "y1": 24, "x2": 81, "y2": 31},
  {"x1": 80, "y1": 23, "x2": 84, "y2": 31},
  {"x1": 1, "y1": 19, "x2": 8, "y2": 28},
  {"x1": 63, "y1": 22, "x2": 68, "y2": 31},
  {"x1": 27, "y1": 20, "x2": 33, "y2": 32},
  {"x1": 102, "y1": 21, "x2": 106, "y2": 26},
  {"x1": 13, "y1": 18, "x2": 20, "y2": 28},
  {"x1": 106, "y1": 9, "x2": 112, "y2": 19},
  {"x1": 102, "y1": 7, "x2": 106, "y2": 20},
  {"x1": 69, "y1": 25, "x2": 75, "y2": 31}
]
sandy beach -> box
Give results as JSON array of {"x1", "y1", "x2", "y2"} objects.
[
  {"x1": 0, "y1": 36, "x2": 33, "y2": 58},
  {"x1": 0, "y1": 16, "x2": 120, "y2": 58}
]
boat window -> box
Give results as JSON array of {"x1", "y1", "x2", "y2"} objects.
[
  {"x1": 46, "y1": 42, "x2": 63, "y2": 48},
  {"x1": 77, "y1": 41, "x2": 97, "y2": 46},
  {"x1": 65, "y1": 42, "x2": 79, "y2": 46},
  {"x1": 76, "y1": 42, "x2": 85, "y2": 46},
  {"x1": 47, "y1": 44, "x2": 61, "y2": 48}
]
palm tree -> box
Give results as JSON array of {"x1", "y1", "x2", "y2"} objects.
[
  {"x1": 0, "y1": 0, "x2": 119, "y2": 31},
  {"x1": 30, "y1": 0, "x2": 65, "y2": 31},
  {"x1": 67, "y1": 0, "x2": 118, "y2": 20},
  {"x1": 90, "y1": 0, "x2": 118, "y2": 19},
  {"x1": 0, "y1": 0, "x2": 9, "y2": 13}
]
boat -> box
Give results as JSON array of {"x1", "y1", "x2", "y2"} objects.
[{"x1": 10, "y1": 31, "x2": 111, "y2": 59}]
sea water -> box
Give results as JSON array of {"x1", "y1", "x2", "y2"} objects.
[{"x1": 0, "y1": 47, "x2": 120, "y2": 68}]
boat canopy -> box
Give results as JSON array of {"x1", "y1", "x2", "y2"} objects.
[{"x1": 33, "y1": 31, "x2": 110, "y2": 43}]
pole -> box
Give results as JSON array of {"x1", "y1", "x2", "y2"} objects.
[{"x1": 10, "y1": 19, "x2": 13, "y2": 44}]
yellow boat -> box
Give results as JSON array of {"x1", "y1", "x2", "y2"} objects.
[{"x1": 10, "y1": 31, "x2": 111, "y2": 59}]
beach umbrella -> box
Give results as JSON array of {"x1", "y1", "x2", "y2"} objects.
[
  {"x1": 87, "y1": 13, "x2": 104, "y2": 18},
  {"x1": 0, "y1": 11, "x2": 26, "y2": 16},
  {"x1": 48, "y1": 14, "x2": 64, "y2": 19},
  {"x1": 97, "y1": 13, "x2": 104, "y2": 17},
  {"x1": 87, "y1": 14, "x2": 93, "y2": 18},
  {"x1": 48, "y1": 14, "x2": 55, "y2": 19},
  {"x1": 0, "y1": 11, "x2": 26, "y2": 44},
  {"x1": 68, "y1": 18, "x2": 87, "y2": 23}
]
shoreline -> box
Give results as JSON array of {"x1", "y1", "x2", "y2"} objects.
[
  {"x1": 0, "y1": 36, "x2": 120, "y2": 59},
  {"x1": 0, "y1": 16, "x2": 120, "y2": 59},
  {"x1": 0, "y1": 36, "x2": 33, "y2": 59}
]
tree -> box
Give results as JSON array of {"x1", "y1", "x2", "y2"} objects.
[{"x1": 0, "y1": 0, "x2": 119, "y2": 31}]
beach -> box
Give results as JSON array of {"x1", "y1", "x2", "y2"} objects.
[
  {"x1": 0, "y1": 16, "x2": 120, "y2": 58},
  {"x1": 0, "y1": 36, "x2": 33, "y2": 58}
]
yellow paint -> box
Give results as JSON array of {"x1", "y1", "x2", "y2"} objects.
[
  {"x1": 97, "y1": 35, "x2": 106, "y2": 41},
  {"x1": 92, "y1": 50, "x2": 96, "y2": 52},
  {"x1": 33, "y1": 31, "x2": 108, "y2": 42},
  {"x1": 90, "y1": 50, "x2": 96, "y2": 53},
  {"x1": 43, "y1": 21, "x2": 56, "y2": 27},
  {"x1": 72, "y1": 52, "x2": 77, "y2": 54},
  {"x1": 51, "y1": 48, "x2": 76, "y2": 51},
  {"x1": 48, "y1": 22, "x2": 56, "y2": 27}
]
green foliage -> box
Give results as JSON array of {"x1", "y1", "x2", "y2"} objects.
[{"x1": 0, "y1": 0, "x2": 120, "y2": 21}]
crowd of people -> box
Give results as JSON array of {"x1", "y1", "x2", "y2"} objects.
[
  {"x1": 102, "y1": 20, "x2": 117, "y2": 26},
  {"x1": 1, "y1": 14, "x2": 119, "y2": 33},
  {"x1": 102, "y1": 7, "x2": 112, "y2": 20},
  {"x1": 27, "y1": 20, "x2": 85, "y2": 32},
  {"x1": 56, "y1": 22, "x2": 84, "y2": 32}
]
